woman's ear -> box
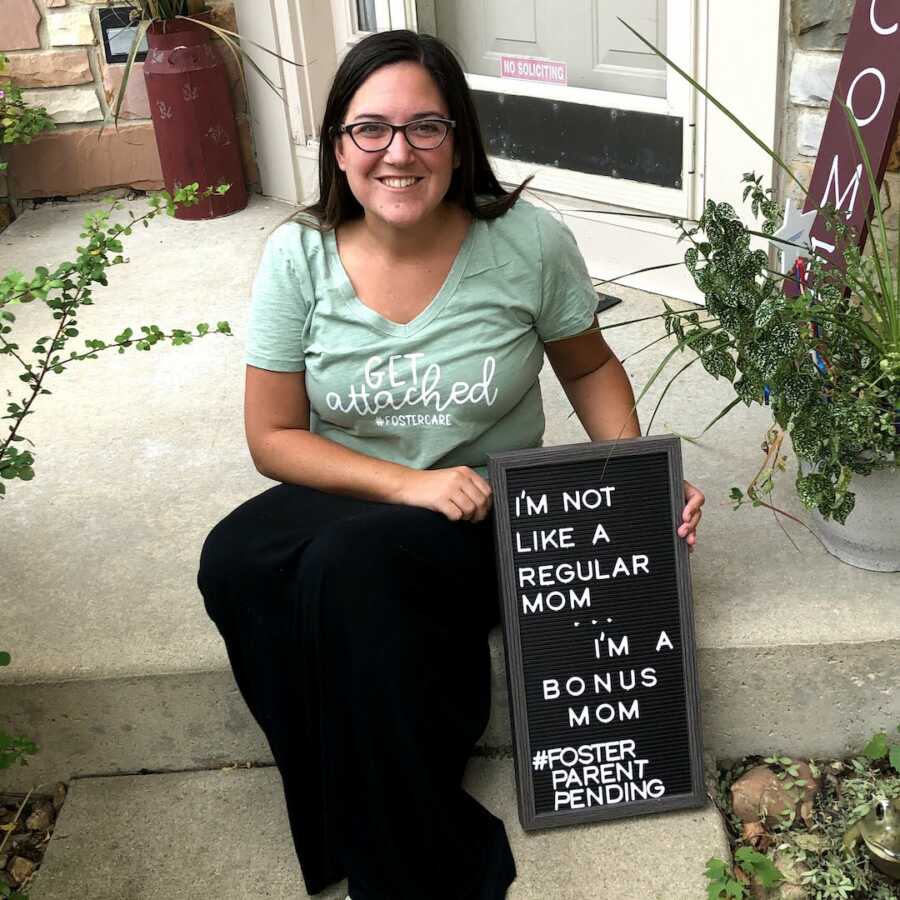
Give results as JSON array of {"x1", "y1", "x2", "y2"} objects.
[{"x1": 335, "y1": 138, "x2": 347, "y2": 173}]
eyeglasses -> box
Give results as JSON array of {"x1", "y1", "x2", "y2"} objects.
[{"x1": 336, "y1": 117, "x2": 456, "y2": 152}]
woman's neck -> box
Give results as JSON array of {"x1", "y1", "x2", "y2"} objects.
[{"x1": 353, "y1": 203, "x2": 470, "y2": 263}]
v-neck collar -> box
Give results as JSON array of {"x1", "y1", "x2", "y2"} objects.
[{"x1": 327, "y1": 217, "x2": 483, "y2": 337}]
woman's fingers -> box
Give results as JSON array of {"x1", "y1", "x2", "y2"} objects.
[
  {"x1": 678, "y1": 480, "x2": 705, "y2": 547},
  {"x1": 454, "y1": 468, "x2": 492, "y2": 522},
  {"x1": 455, "y1": 478, "x2": 492, "y2": 522}
]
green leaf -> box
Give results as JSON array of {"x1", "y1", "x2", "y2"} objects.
[
  {"x1": 0, "y1": 651, "x2": 10, "y2": 666},
  {"x1": 889, "y1": 745, "x2": 900, "y2": 774},
  {"x1": 863, "y1": 732, "x2": 888, "y2": 760},
  {"x1": 705, "y1": 859, "x2": 729, "y2": 882},
  {"x1": 734, "y1": 847, "x2": 784, "y2": 887},
  {"x1": 735, "y1": 847, "x2": 783, "y2": 888}
]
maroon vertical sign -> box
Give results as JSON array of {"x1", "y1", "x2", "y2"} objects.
[{"x1": 803, "y1": 1, "x2": 900, "y2": 271}]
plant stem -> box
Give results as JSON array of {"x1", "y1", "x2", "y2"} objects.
[
  {"x1": 0, "y1": 332, "x2": 30, "y2": 371},
  {"x1": 0, "y1": 785, "x2": 34, "y2": 857}
]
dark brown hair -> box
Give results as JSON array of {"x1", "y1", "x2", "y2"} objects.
[{"x1": 296, "y1": 29, "x2": 529, "y2": 230}]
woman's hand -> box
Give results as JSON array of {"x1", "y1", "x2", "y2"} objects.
[
  {"x1": 396, "y1": 467, "x2": 493, "y2": 522},
  {"x1": 678, "y1": 480, "x2": 704, "y2": 552}
]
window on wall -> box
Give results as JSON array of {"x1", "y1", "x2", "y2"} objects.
[
  {"x1": 99, "y1": 7, "x2": 148, "y2": 64},
  {"x1": 355, "y1": 0, "x2": 377, "y2": 32},
  {"x1": 336, "y1": 0, "x2": 411, "y2": 41}
]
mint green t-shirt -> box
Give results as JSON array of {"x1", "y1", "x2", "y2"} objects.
[{"x1": 245, "y1": 199, "x2": 597, "y2": 477}]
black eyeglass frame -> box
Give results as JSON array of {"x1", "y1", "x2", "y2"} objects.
[{"x1": 335, "y1": 117, "x2": 457, "y2": 152}]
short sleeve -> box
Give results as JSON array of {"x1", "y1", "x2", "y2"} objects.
[
  {"x1": 534, "y1": 209, "x2": 598, "y2": 343},
  {"x1": 245, "y1": 223, "x2": 312, "y2": 372}
]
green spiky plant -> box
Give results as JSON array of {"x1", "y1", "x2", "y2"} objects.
[
  {"x1": 91, "y1": 0, "x2": 299, "y2": 126},
  {"x1": 596, "y1": 19, "x2": 900, "y2": 526}
]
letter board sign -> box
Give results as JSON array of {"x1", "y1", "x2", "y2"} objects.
[{"x1": 488, "y1": 435, "x2": 704, "y2": 830}]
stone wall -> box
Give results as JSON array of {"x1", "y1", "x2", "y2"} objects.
[
  {"x1": 0, "y1": 0, "x2": 257, "y2": 225},
  {"x1": 780, "y1": 0, "x2": 900, "y2": 253}
]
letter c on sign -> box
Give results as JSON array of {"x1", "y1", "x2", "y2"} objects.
[
  {"x1": 870, "y1": 0, "x2": 899, "y2": 35},
  {"x1": 846, "y1": 67, "x2": 886, "y2": 127}
]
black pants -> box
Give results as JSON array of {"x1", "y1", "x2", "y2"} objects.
[{"x1": 197, "y1": 483, "x2": 517, "y2": 900}]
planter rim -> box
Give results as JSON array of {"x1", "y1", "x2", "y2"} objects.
[{"x1": 147, "y1": 10, "x2": 213, "y2": 36}]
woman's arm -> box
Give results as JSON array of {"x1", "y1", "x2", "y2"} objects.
[
  {"x1": 244, "y1": 366, "x2": 492, "y2": 521},
  {"x1": 543, "y1": 319, "x2": 641, "y2": 442},
  {"x1": 544, "y1": 322, "x2": 704, "y2": 548}
]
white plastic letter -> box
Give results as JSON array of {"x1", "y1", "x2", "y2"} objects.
[
  {"x1": 821, "y1": 155, "x2": 863, "y2": 215},
  {"x1": 870, "y1": 0, "x2": 899, "y2": 34},
  {"x1": 846, "y1": 67, "x2": 886, "y2": 127},
  {"x1": 656, "y1": 631, "x2": 674, "y2": 652},
  {"x1": 543, "y1": 679, "x2": 560, "y2": 700}
]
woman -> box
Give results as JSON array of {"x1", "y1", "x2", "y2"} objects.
[{"x1": 198, "y1": 28, "x2": 703, "y2": 900}]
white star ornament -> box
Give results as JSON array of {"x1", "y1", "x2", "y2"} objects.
[{"x1": 770, "y1": 198, "x2": 817, "y2": 276}]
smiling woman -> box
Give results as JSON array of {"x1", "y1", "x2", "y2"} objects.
[
  {"x1": 333, "y1": 61, "x2": 460, "y2": 235},
  {"x1": 197, "y1": 27, "x2": 703, "y2": 900}
]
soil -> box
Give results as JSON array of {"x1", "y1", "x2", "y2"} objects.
[{"x1": 0, "y1": 783, "x2": 66, "y2": 897}]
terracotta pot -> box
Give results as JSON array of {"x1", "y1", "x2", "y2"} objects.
[{"x1": 144, "y1": 12, "x2": 248, "y2": 220}]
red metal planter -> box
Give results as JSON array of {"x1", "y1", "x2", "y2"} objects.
[{"x1": 144, "y1": 14, "x2": 248, "y2": 220}]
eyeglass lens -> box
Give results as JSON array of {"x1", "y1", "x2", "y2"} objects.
[{"x1": 350, "y1": 120, "x2": 450, "y2": 150}]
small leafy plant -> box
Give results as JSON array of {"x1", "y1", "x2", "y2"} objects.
[
  {"x1": 0, "y1": 53, "x2": 55, "y2": 174},
  {"x1": 659, "y1": 178, "x2": 899, "y2": 524},
  {"x1": 0, "y1": 653, "x2": 37, "y2": 773},
  {"x1": 1, "y1": 183, "x2": 232, "y2": 497},
  {"x1": 705, "y1": 846, "x2": 783, "y2": 899},
  {"x1": 863, "y1": 725, "x2": 900, "y2": 774}
]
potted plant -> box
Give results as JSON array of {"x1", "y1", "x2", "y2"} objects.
[
  {"x1": 655, "y1": 171, "x2": 899, "y2": 571},
  {"x1": 109, "y1": 1, "x2": 295, "y2": 220},
  {"x1": 611, "y1": 21, "x2": 900, "y2": 571}
]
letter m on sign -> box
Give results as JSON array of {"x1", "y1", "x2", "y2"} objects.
[{"x1": 804, "y1": 0, "x2": 900, "y2": 276}]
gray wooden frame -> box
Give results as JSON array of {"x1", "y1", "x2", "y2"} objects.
[{"x1": 487, "y1": 434, "x2": 705, "y2": 830}]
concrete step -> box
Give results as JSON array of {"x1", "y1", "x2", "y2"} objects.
[
  {"x1": 24, "y1": 759, "x2": 729, "y2": 900},
  {"x1": 1, "y1": 196, "x2": 898, "y2": 799}
]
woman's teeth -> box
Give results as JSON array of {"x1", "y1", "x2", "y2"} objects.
[{"x1": 380, "y1": 177, "x2": 420, "y2": 188}]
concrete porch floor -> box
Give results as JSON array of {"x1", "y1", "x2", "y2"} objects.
[{"x1": 0, "y1": 193, "x2": 897, "y2": 897}]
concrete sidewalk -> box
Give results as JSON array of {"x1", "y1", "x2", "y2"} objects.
[
  {"x1": 1, "y1": 194, "x2": 897, "y2": 897},
  {"x1": 25, "y1": 760, "x2": 728, "y2": 900}
]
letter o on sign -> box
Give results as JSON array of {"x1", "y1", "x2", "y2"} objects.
[{"x1": 846, "y1": 67, "x2": 886, "y2": 127}]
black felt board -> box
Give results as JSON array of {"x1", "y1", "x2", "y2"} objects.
[{"x1": 488, "y1": 436, "x2": 704, "y2": 830}]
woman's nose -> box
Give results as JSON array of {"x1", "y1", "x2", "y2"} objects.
[{"x1": 383, "y1": 127, "x2": 415, "y2": 163}]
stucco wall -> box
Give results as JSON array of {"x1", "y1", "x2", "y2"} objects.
[
  {"x1": 779, "y1": 0, "x2": 900, "y2": 253},
  {"x1": 0, "y1": 0, "x2": 257, "y2": 224}
]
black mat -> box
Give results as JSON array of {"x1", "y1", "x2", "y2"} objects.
[{"x1": 595, "y1": 293, "x2": 623, "y2": 314}]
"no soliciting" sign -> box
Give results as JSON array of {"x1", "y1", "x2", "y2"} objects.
[{"x1": 488, "y1": 435, "x2": 704, "y2": 830}]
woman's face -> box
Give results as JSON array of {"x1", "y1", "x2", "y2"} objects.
[{"x1": 334, "y1": 61, "x2": 457, "y2": 232}]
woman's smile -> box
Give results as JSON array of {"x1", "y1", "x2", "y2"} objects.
[{"x1": 376, "y1": 175, "x2": 424, "y2": 190}]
